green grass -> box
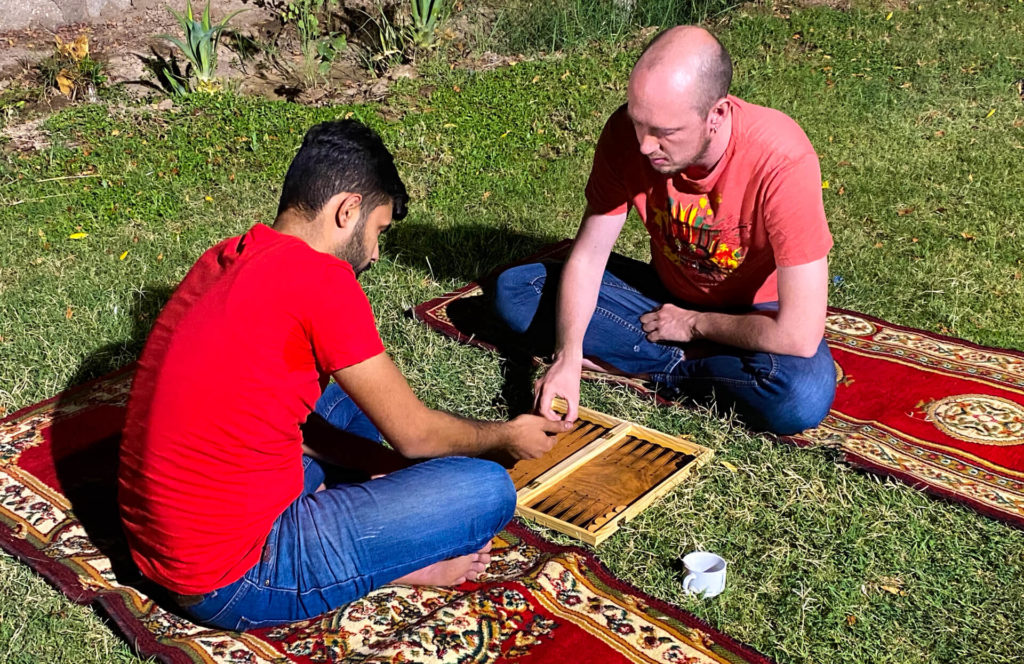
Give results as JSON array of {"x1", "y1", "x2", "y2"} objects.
[{"x1": 2, "y1": 0, "x2": 1024, "y2": 662}]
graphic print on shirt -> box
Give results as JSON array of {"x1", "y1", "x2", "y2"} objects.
[{"x1": 649, "y1": 193, "x2": 747, "y2": 276}]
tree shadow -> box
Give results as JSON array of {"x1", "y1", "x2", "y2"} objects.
[
  {"x1": 393, "y1": 222, "x2": 571, "y2": 430},
  {"x1": 48, "y1": 284, "x2": 178, "y2": 605},
  {"x1": 384, "y1": 218, "x2": 563, "y2": 285}
]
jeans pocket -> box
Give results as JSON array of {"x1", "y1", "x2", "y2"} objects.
[
  {"x1": 254, "y1": 518, "x2": 282, "y2": 589},
  {"x1": 235, "y1": 614, "x2": 287, "y2": 632}
]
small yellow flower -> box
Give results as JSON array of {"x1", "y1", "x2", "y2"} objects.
[
  {"x1": 822, "y1": 180, "x2": 830, "y2": 189},
  {"x1": 69, "y1": 232, "x2": 88, "y2": 239},
  {"x1": 204, "y1": 195, "x2": 214, "y2": 203}
]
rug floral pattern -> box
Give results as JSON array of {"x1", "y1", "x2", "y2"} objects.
[
  {"x1": 0, "y1": 370, "x2": 771, "y2": 664},
  {"x1": 411, "y1": 242, "x2": 1024, "y2": 531}
]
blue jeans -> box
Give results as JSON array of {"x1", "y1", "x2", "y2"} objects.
[
  {"x1": 492, "y1": 256, "x2": 835, "y2": 435},
  {"x1": 178, "y1": 384, "x2": 517, "y2": 630}
]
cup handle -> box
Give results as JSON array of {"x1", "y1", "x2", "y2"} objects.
[{"x1": 683, "y1": 573, "x2": 696, "y2": 595}]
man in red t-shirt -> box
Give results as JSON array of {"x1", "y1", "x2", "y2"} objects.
[
  {"x1": 494, "y1": 26, "x2": 836, "y2": 434},
  {"x1": 119, "y1": 120, "x2": 571, "y2": 630}
]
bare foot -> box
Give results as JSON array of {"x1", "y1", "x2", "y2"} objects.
[{"x1": 390, "y1": 541, "x2": 493, "y2": 587}]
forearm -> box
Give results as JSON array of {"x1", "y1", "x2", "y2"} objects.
[
  {"x1": 694, "y1": 310, "x2": 821, "y2": 358},
  {"x1": 552, "y1": 255, "x2": 603, "y2": 362},
  {"x1": 397, "y1": 408, "x2": 510, "y2": 459}
]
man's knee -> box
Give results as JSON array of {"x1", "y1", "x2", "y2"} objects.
[
  {"x1": 493, "y1": 263, "x2": 549, "y2": 334},
  {"x1": 445, "y1": 457, "x2": 518, "y2": 528},
  {"x1": 759, "y1": 353, "x2": 836, "y2": 435}
]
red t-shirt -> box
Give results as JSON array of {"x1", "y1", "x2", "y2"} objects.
[
  {"x1": 585, "y1": 96, "x2": 832, "y2": 307},
  {"x1": 118, "y1": 223, "x2": 385, "y2": 594}
]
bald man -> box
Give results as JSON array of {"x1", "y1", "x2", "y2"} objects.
[{"x1": 493, "y1": 26, "x2": 836, "y2": 435}]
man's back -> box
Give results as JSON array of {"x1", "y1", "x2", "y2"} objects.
[{"x1": 118, "y1": 223, "x2": 383, "y2": 594}]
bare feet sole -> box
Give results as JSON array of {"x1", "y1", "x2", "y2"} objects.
[{"x1": 391, "y1": 541, "x2": 493, "y2": 587}]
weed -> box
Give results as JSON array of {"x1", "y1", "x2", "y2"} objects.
[
  {"x1": 36, "y1": 35, "x2": 106, "y2": 101},
  {"x1": 408, "y1": 0, "x2": 448, "y2": 51},
  {"x1": 158, "y1": 0, "x2": 247, "y2": 93}
]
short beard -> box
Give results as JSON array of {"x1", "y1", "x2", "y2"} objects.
[{"x1": 334, "y1": 214, "x2": 372, "y2": 276}]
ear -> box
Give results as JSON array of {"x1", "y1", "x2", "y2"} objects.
[
  {"x1": 330, "y1": 192, "x2": 363, "y2": 230},
  {"x1": 707, "y1": 98, "x2": 731, "y2": 132}
]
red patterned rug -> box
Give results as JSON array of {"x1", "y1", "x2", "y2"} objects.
[
  {"x1": 0, "y1": 368, "x2": 773, "y2": 664},
  {"x1": 411, "y1": 241, "x2": 1024, "y2": 530}
]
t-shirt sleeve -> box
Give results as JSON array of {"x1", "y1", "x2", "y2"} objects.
[
  {"x1": 584, "y1": 111, "x2": 633, "y2": 216},
  {"x1": 762, "y1": 153, "x2": 833, "y2": 267},
  {"x1": 306, "y1": 261, "x2": 385, "y2": 374}
]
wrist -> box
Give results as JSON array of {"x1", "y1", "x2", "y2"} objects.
[
  {"x1": 690, "y1": 312, "x2": 708, "y2": 341},
  {"x1": 552, "y1": 347, "x2": 583, "y2": 365}
]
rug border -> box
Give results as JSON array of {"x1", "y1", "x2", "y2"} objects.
[
  {"x1": 506, "y1": 521, "x2": 775, "y2": 664},
  {"x1": 0, "y1": 365, "x2": 200, "y2": 664},
  {"x1": 838, "y1": 451, "x2": 1024, "y2": 530},
  {"x1": 1, "y1": 365, "x2": 771, "y2": 664},
  {"x1": 408, "y1": 243, "x2": 1024, "y2": 534}
]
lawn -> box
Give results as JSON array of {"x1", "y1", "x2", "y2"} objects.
[{"x1": 1, "y1": 1, "x2": 1023, "y2": 662}]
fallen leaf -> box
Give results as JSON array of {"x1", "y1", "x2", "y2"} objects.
[
  {"x1": 720, "y1": 461, "x2": 738, "y2": 473},
  {"x1": 157, "y1": 253, "x2": 164, "y2": 261},
  {"x1": 897, "y1": 207, "x2": 915, "y2": 216},
  {"x1": 960, "y1": 231, "x2": 976, "y2": 241},
  {"x1": 837, "y1": 160, "x2": 851, "y2": 167},
  {"x1": 531, "y1": 75, "x2": 540, "y2": 83},
  {"x1": 111, "y1": 129, "x2": 121, "y2": 136},
  {"x1": 838, "y1": 186, "x2": 846, "y2": 195},
  {"x1": 119, "y1": 250, "x2": 129, "y2": 260},
  {"x1": 880, "y1": 585, "x2": 907, "y2": 596},
  {"x1": 561, "y1": 70, "x2": 570, "y2": 80},
  {"x1": 69, "y1": 34, "x2": 89, "y2": 61},
  {"x1": 482, "y1": 191, "x2": 491, "y2": 200},
  {"x1": 874, "y1": 241, "x2": 884, "y2": 248},
  {"x1": 900, "y1": 81, "x2": 912, "y2": 89},
  {"x1": 69, "y1": 232, "x2": 88, "y2": 239},
  {"x1": 846, "y1": 615, "x2": 857, "y2": 626},
  {"x1": 56, "y1": 70, "x2": 75, "y2": 97},
  {"x1": 911, "y1": 237, "x2": 919, "y2": 242},
  {"x1": 934, "y1": 130, "x2": 945, "y2": 137},
  {"x1": 452, "y1": 85, "x2": 461, "y2": 92},
  {"x1": 65, "y1": 306, "x2": 73, "y2": 320}
]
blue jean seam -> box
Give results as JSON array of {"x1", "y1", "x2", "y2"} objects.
[
  {"x1": 593, "y1": 306, "x2": 645, "y2": 337},
  {"x1": 528, "y1": 273, "x2": 644, "y2": 297},
  {"x1": 318, "y1": 390, "x2": 350, "y2": 419},
  {"x1": 205, "y1": 578, "x2": 251, "y2": 626}
]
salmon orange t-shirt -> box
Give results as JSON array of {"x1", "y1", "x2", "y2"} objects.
[
  {"x1": 585, "y1": 96, "x2": 832, "y2": 308},
  {"x1": 118, "y1": 223, "x2": 385, "y2": 594}
]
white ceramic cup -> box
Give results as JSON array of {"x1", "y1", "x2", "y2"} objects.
[{"x1": 682, "y1": 551, "x2": 727, "y2": 598}]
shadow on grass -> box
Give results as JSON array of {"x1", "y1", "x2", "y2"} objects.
[
  {"x1": 48, "y1": 284, "x2": 183, "y2": 611},
  {"x1": 385, "y1": 219, "x2": 564, "y2": 284}
]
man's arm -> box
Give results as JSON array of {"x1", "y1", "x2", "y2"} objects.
[
  {"x1": 639, "y1": 257, "x2": 829, "y2": 358},
  {"x1": 534, "y1": 206, "x2": 628, "y2": 421},
  {"x1": 332, "y1": 353, "x2": 572, "y2": 460}
]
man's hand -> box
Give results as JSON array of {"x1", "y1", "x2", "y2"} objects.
[
  {"x1": 533, "y1": 356, "x2": 583, "y2": 422},
  {"x1": 503, "y1": 414, "x2": 573, "y2": 460},
  {"x1": 640, "y1": 304, "x2": 702, "y2": 343}
]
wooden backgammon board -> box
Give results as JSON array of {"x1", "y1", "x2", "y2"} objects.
[{"x1": 509, "y1": 400, "x2": 714, "y2": 545}]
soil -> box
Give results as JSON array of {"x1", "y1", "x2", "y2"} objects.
[{"x1": 0, "y1": 0, "x2": 467, "y2": 117}]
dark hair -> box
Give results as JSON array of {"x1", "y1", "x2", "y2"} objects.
[
  {"x1": 641, "y1": 28, "x2": 733, "y2": 116},
  {"x1": 277, "y1": 120, "x2": 409, "y2": 221}
]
